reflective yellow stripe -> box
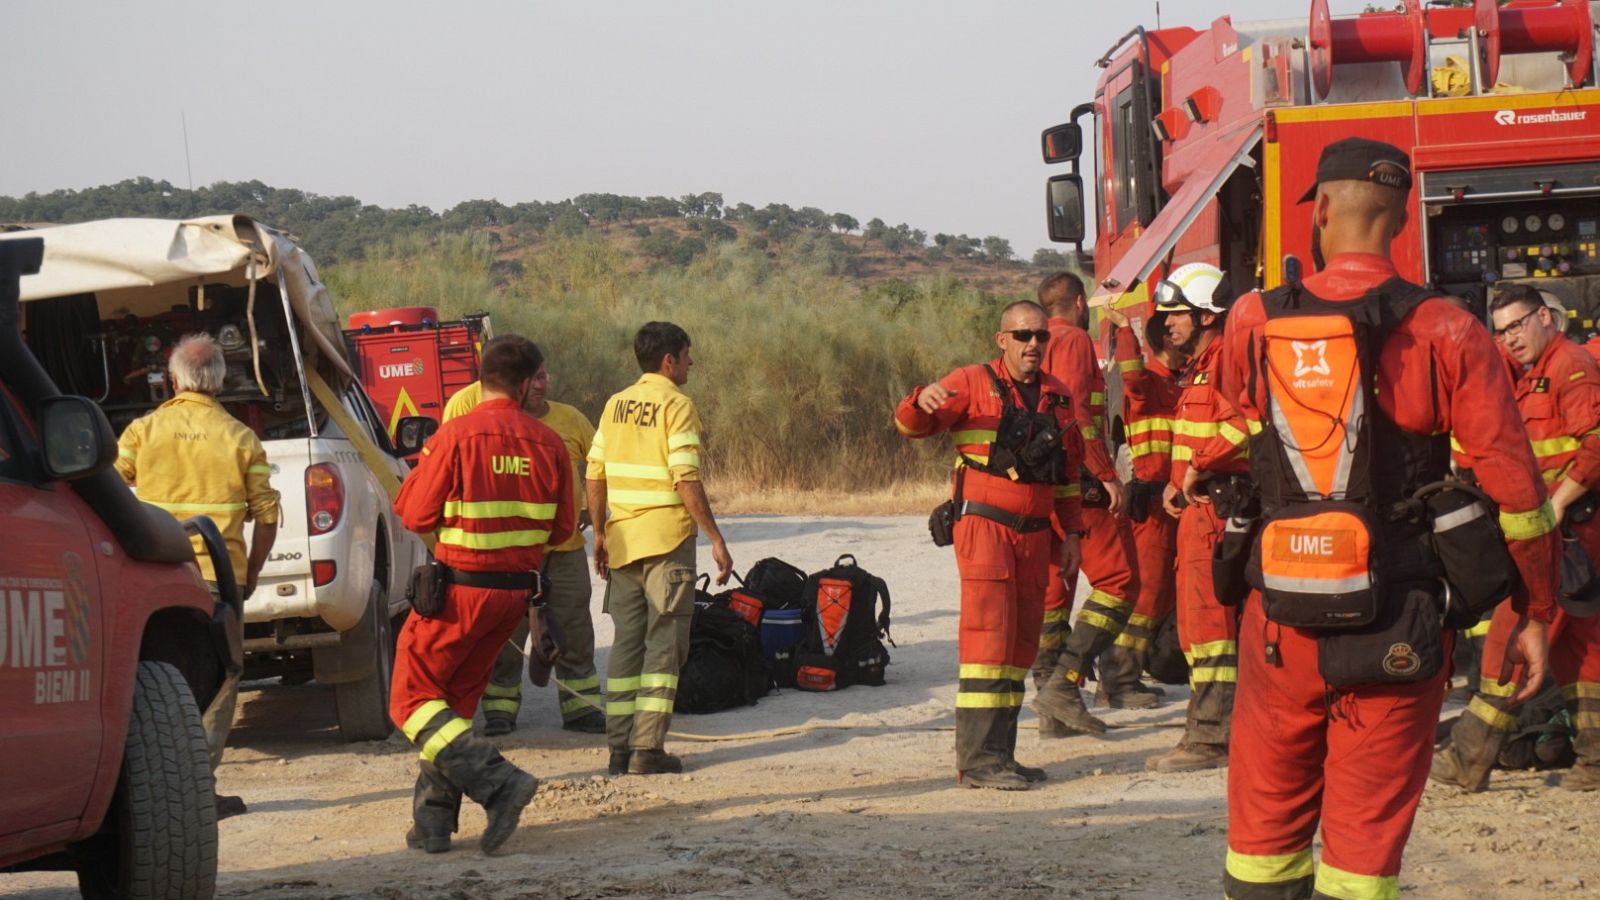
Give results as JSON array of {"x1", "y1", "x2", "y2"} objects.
[
  {"x1": 1129, "y1": 441, "x2": 1173, "y2": 456},
  {"x1": 481, "y1": 699, "x2": 520, "y2": 714},
  {"x1": 608, "y1": 489, "x2": 684, "y2": 506},
  {"x1": 952, "y1": 429, "x2": 998, "y2": 445},
  {"x1": 1173, "y1": 420, "x2": 1221, "y2": 437},
  {"x1": 895, "y1": 418, "x2": 926, "y2": 437},
  {"x1": 1089, "y1": 392, "x2": 1105, "y2": 406},
  {"x1": 436, "y1": 527, "x2": 552, "y2": 550},
  {"x1": 587, "y1": 446, "x2": 606, "y2": 462},
  {"x1": 608, "y1": 676, "x2": 641, "y2": 692},
  {"x1": 1042, "y1": 609, "x2": 1069, "y2": 624},
  {"x1": 1544, "y1": 468, "x2": 1566, "y2": 484},
  {"x1": 636, "y1": 696, "x2": 675, "y2": 713},
  {"x1": 1225, "y1": 848, "x2": 1314, "y2": 885},
  {"x1": 1127, "y1": 613, "x2": 1157, "y2": 629},
  {"x1": 443, "y1": 500, "x2": 558, "y2": 519},
  {"x1": 1082, "y1": 425, "x2": 1101, "y2": 440},
  {"x1": 1076, "y1": 609, "x2": 1118, "y2": 632},
  {"x1": 605, "y1": 462, "x2": 673, "y2": 480},
  {"x1": 1171, "y1": 445, "x2": 1194, "y2": 462},
  {"x1": 667, "y1": 449, "x2": 700, "y2": 468},
  {"x1": 958, "y1": 664, "x2": 1030, "y2": 681},
  {"x1": 402, "y1": 700, "x2": 451, "y2": 742},
  {"x1": 1189, "y1": 666, "x2": 1238, "y2": 683},
  {"x1": 667, "y1": 432, "x2": 700, "y2": 450},
  {"x1": 1574, "y1": 711, "x2": 1600, "y2": 729},
  {"x1": 1114, "y1": 633, "x2": 1149, "y2": 650},
  {"x1": 562, "y1": 675, "x2": 601, "y2": 693},
  {"x1": 1219, "y1": 422, "x2": 1248, "y2": 446},
  {"x1": 562, "y1": 696, "x2": 597, "y2": 715},
  {"x1": 482, "y1": 682, "x2": 521, "y2": 698},
  {"x1": 606, "y1": 700, "x2": 636, "y2": 716},
  {"x1": 1467, "y1": 696, "x2": 1518, "y2": 731},
  {"x1": 419, "y1": 717, "x2": 471, "y2": 762},
  {"x1": 1038, "y1": 633, "x2": 1064, "y2": 649},
  {"x1": 1478, "y1": 677, "x2": 1517, "y2": 698},
  {"x1": 1246, "y1": 418, "x2": 1264, "y2": 435},
  {"x1": 1464, "y1": 618, "x2": 1493, "y2": 638},
  {"x1": 118, "y1": 448, "x2": 137, "y2": 461},
  {"x1": 955, "y1": 691, "x2": 1025, "y2": 708},
  {"x1": 1057, "y1": 483, "x2": 1081, "y2": 498},
  {"x1": 1126, "y1": 418, "x2": 1170, "y2": 435},
  {"x1": 1499, "y1": 501, "x2": 1555, "y2": 541},
  {"x1": 1530, "y1": 435, "x2": 1581, "y2": 458},
  {"x1": 247, "y1": 464, "x2": 272, "y2": 474},
  {"x1": 421, "y1": 445, "x2": 432, "y2": 456},
  {"x1": 1087, "y1": 589, "x2": 1129, "y2": 612},
  {"x1": 1189, "y1": 639, "x2": 1237, "y2": 659},
  {"x1": 639, "y1": 673, "x2": 679, "y2": 690},
  {"x1": 1119, "y1": 358, "x2": 1143, "y2": 373},
  {"x1": 1562, "y1": 682, "x2": 1600, "y2": 700},
  {"x1": 1313, "y1": 861, "x2": 1398, "y2": 900},
  {"x1": 145, "y1": 499, "x2": 248, "y2": 513}
]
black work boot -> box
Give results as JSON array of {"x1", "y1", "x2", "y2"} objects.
[
  {"x1": 482, "y1": 714, "x2": 517, "y2": 738},
  {"x1": 959, "y1": 764, "x2": 1031, "y2": 790},
  {"x1": 1094, "y1": 645, "x2": 1164, "y2": 709},
  {"x1": 435, "y1": 735, "x2": 539, "y2": 854},
  {"x1": 607, "y1": 748, "x2": 631, "y2": 776},
  {"x1": 405, "y1": 763, "x2": 462, "y2": 853},
  {"x1": 628, "y1": 748, "x2": 684, "y2": 775},
  {"x1": 1000, "y1": 706, "x2": 1046, "y2": 781},
  {"x1": 1031, "y1": 680, "x2": 1108, "y2": 735},
  {"x1": 563, "y1": 710, "x2": 608, "y2": 734}
]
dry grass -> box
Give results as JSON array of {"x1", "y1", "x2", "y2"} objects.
[{"x1": 708, "y1": 479, "x2": 949, "y2": 516}]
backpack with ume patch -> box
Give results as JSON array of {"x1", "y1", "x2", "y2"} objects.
[{"x1": 791, "y1": 554, "x2": 893, "y2": 691}]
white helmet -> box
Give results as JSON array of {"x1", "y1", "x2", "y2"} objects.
[{"x1": 1153, "y1": 262, "x2": 1228, "y2": 314}]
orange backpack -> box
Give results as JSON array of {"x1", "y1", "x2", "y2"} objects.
[{"x1": 790, "y1": 555, "x2": 893, "y2": 691}]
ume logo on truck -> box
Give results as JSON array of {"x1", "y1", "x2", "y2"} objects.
[{"x1": 379, "y1": 358, "x2": 426, "y2": 379}]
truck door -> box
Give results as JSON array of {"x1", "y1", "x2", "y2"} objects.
[{"x1": 0, "y1": 386, "x2": 104, "y2": 831}]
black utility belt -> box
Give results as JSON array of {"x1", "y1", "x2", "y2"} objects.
[
  {"x1": 959, "y1": 500, "x2": 1051, "y2": 533},
  {"x1": 443, "y1": 567, "x2": 542, "y2": 591}
]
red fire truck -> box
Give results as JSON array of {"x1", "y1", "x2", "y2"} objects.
[
  {"x1": 343, "y1": 307, "x2": 491, "y2": 442},
  {"x1": 1043, "y1": 0, "x2": 1600, "y2": 430}
]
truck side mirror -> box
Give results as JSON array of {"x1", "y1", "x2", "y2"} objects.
[
  {"x1": 1041, "y1": 123, "x2": 1082, "y2": 163},
  {"x1": 39, "y1": 395, "x2": 117, "y2": 480},
  {"x1": 1046, "y1": 174, "x2": 1087, "y2": 245},
  {"x1": 394, "y1": 416, "x2": 439, "y2": 457}
]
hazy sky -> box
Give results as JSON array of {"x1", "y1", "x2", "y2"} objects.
[{"x1": 7, "y1": 1, "x2": 1375, "y2": 255}]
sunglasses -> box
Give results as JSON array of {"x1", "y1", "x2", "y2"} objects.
[{"x1": 1006, "y1": 329, "x2": 1051, "y2": 344}]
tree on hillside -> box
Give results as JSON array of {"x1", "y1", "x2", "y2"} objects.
[
  {"x1": 701, "y1": 219, "x2": 737, "y2": 243},
  {"x1": 1032, "y1": 248, "x2": 1072, "y2": 268},
  {"x1": 644, "y1": 196, "x2": 684, "y2": 218},
  {"x1": 862, "y1": 217, "x2": 888, "y2": 247},
  {"x1": 640, "y1": 229, "x2": 680, "y2": 260},
  {"x1": 831, "y1": 212, "x2": 858, "y2": 235},
  {"x1": 910, "y1": 228, "x2": 927, "y2": 246},
  {"x1": 725, "y1": 201, "x2": 755, "y2": 221},
  {"x1": 982, "y1": 236, "x2": 1014, "y2": 262}
]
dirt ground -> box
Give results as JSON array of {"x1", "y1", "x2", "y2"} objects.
[{"x1": 6, "y1": 515, "x2": 1598, "y2": 899}]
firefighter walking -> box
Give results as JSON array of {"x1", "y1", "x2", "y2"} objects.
[
  {"x1": 444, "y1": 364, "x2": 607, "y2": 736},
  {"x1": 390, "y1": 335, "x2": 576, "y2": 854},
  {"x1": 895, "y1": 300, "x2": 1086, "y2": 789},
  {"x1": 1214, "y1": 139, "x2": 1559, "y2": 898},
  {"x1": 587, "y1": 321, "x2": 733, "y2": 777},
  {"x1": 1432, "y1": 284, "x2": 1600, "y2": 793},
  {"x1": 1146, "y1": 263, "x2": 1244, "y2": 774},
  {"x1": 1030, "y1": 273, "x2": 1143, "y2": 733},
  {"x1": 1103, "y1": 301, "x2": 1187, "y2": 707}
]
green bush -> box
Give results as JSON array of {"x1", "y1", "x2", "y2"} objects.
[{"x1": 325, "y1": 233, "x2": 1021, "y2": 491}]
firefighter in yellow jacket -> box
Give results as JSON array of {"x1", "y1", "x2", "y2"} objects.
[{"x1": 587, "y1": 321, "x2": 733, "y2": 776}]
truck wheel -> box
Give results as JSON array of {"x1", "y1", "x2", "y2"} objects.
[
  {"x1": 77, "y1": 660, "x2": 219, "y2": 900},
  {"x1": 334, "y1": 580, "x2": 396, "y2": 742}
]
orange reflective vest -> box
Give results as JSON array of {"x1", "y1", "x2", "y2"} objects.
[
  {"x1": 1111, "y1": 323, "x2": 1181, "y2": 484},
  {"x1": 396, "y1": 396, "x2": 575, "y2": 573},
  {"x1": 895, "y1": 360, "x2": 1086, "y2": 532}
]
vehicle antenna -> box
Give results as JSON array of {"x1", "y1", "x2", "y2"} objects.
[
  {"x1": 1155, "y1": 1, "x2": 1161, "y2": 28},
  {"x1": 181, "y1": 111, "x2": 194, "y2": 192}
]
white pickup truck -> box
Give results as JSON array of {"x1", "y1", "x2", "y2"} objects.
[{"x1": 2, "y1": 215, "x2": 427, "y2": 741}]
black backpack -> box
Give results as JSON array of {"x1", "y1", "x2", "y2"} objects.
[
  {"x1": 744, "y1": 557, "x2": 809, "y2": 609},
  {"x1": 675, "y1": 600, "x2": 770, "y2": 714},
  {"x1": 791, "y1": 555, "x2": 893, "y2": 691}
]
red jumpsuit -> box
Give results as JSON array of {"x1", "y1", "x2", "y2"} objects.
[
  {"x1": 1112, "y1": 322, "x2": 1181, "y2": 662},
  {"x1": 1443, "y1": 332, "x2": 1600, "y2": 788},
  {"x1": 1169, "y1": 336, "x2": 1248, "y2": 748},
  {"x1": 1215, "y1": 255, "x2": 1560, "y2": 899},
  {"x1": 390, "y1": 397, "x2": 576, "y2": 753},
  {"x1": 1035, "y1": 318, "x2": 1139, "y2": 691},
  {"x1": 895, "y1": 362, "x2": 1084, "y2": 773}
]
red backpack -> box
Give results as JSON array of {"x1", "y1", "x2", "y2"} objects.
[{"x1": 790, "y1": 555, "x2": 893, "y2": 692}]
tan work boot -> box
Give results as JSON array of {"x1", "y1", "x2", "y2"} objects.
[
  {"x1": 1430, "y1": 745, "x2": 1490, "y2": 793},
  {"x1": 1559, "y1": 764, "x2": 1600, "y2": 791},
  {"x1": 1146, "y1": 741, "x2": 1227, "y2": 772},
  {"x1": 1031, "y1": 681, "x2": 1108, "y2": 735}
]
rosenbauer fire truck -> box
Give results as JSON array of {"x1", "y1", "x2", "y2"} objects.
[{"x1": 1042, "y1": 0, "x2": 1600, "y2": 437}]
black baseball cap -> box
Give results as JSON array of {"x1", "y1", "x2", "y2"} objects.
[{"x1": 1297, "y1": 137, "x2": 1413, "y2": 203}]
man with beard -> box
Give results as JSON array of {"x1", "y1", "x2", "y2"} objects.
[{"x1": 895, "y1": 300, "x2": 1085, "y2": 789}]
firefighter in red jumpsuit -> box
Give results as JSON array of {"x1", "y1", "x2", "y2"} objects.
[
  {"x1": 1432, "y1": 284, "x2": 1600, "y2": 793},
  {"x1": 1145, "y1": 264, "x2": 1245, "y2": 774},
  {"x1": 1214, "y1": 139, "x2": 1559, "y2": 899},
  {"x1": 1031, "y1": 273, "x2": 1143, "y2": 733},
  {"x1": 390, "y1": 335, "x2": 577, "y2": 854},
  {"x1": 895, "y1": 300, "x2": 1085, "y2": 790},
  {"x1": 1103, "y1": 300, "x2": 1187, "y2": 705}
]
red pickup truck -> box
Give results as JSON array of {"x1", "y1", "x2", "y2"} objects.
[{"x1": 0, "y1": 237, "x2": 240, "y2": 898}]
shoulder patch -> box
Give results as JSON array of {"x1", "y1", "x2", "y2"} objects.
[
  {"x1": 1193, "y1": 371, "x2": 1210, "y2": 386},
  {"x1": 1533, "y1": 377, "x2": 1550, "y2": 393}
]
